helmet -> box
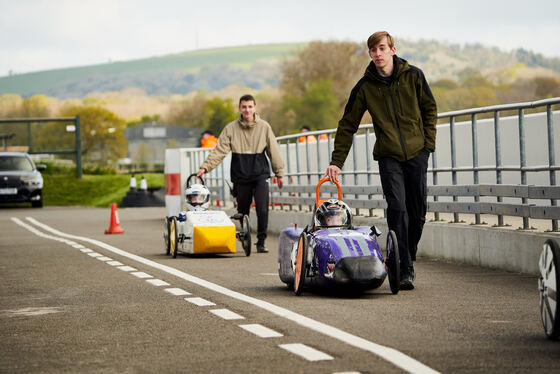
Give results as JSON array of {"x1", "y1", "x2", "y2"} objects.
[
  {"x1": 314, "y1": 199, "x2": 351, "y2": 228},
  {"x1": 185, "y1": 183, "x2": 210, "y2": 211}
]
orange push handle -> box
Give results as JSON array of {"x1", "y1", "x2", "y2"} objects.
[{"x1": 316, "y1": 177, "x2": 342, "y2": 205}]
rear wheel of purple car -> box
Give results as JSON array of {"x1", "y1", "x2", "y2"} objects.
[
  {"x1": 539, "y1": 239, "x2": 560, "y2": 340},
  {"x1": 386, "y1": 230, "x2": 400, "y2": 295},
  {"x1": 294, "y1": 232, "x2": 308, "y2": 296}
]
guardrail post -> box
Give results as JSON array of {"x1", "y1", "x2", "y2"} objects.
[
  {"x1": 471, "y1": 114, "x2": 480, "y2": 224},
  {"x1": 365, "y1": 128, "x2": 374, "y2": 217},
  {"x1": 518, "y1": 109, "x2": 529, "y2": 229},
  {"x1": 450, "y1": 116, "x2": 459, "y2": 223},
  {"x1": 494, "y1": 111, "x2": 504, "y2": 227},
  {"x1": 547, "y1": 104, "x2": 558, "y2": 231}
]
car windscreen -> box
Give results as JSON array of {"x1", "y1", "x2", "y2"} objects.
[{"x1": 0, "y1": 156, "x2": 34, "y2": 172}]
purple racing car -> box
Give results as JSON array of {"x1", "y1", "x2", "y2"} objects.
[{"x1": 278, "y1": 178, "x2": 401, "y2": 295}]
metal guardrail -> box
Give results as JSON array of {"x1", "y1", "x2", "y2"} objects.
[{"x1": 272, "y1": 97, "x2": 560, "y2": 231}]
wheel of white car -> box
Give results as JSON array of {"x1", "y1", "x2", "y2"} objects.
[
  {"x1": 539, "y1": 239, "x2": 560, "y2": 339},
  {"x1": 163, "y1": 217, "x2": 171, "y2": 255},
  {"x1": 241, "y1": 214, "x2": 251, "y2": 257},
  {"x1": 169, "y1": 217, "x2": 178, "y2": 259}
]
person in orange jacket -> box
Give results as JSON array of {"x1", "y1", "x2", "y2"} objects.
[
  {"x1": 298, "y1": 126, "x2": 317, "y2": 143},
  {"x1": 200, "y1": 130, "x2": 218, "y2": 148}
]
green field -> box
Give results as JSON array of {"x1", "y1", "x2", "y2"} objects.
[{"x1": 41, "y1": 173, "x2": 164, "y2": 207}]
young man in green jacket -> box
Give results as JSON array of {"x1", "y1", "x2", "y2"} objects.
[{"x1": 325, "y1": 31, "x2": 437, "y2": 290}]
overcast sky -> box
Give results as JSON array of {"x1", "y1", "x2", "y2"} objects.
[{"x1": 1, "y1": 0, "x2": 559, "y2": 77}]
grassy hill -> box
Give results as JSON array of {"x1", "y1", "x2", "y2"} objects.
[
  {"x1": 0, "y1": 43, "x2": 304, "y2": 98},
  {"x1": 1, "y1": 40, "x2": 559, "y2": 99}
]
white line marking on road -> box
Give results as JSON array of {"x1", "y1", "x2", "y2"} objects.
[
  {"x1": 106, "y1": 260, "x2": 124, "y2": 266},
  {"x1": 333, "y1": 371, "x2": 361, "y2": 374},
  {"x1": 146, "y1": 279, "x2": 170, "y2": 286},
  {"x1": 260, "y1": 273, "x2": 278, "y2": 276},
  {"x1": 87, "y1": 252, "x2": 102, "y2": 257},
  {"x1": 16, "y1": 217, "x2": 441, "y2": 374},
  {"x1": 239, "y1": 324, "x2": 283, "y2": 338},
  {"x1": 117, "y1": 265, "x2": 137, "y2": 272},
  {"x1": 131, "y1": 271, "x2": 152, "y2": 279},
  {"x1": 185, "y1": 297, "x2": 215, "y2": 306},
  {"x1": 72, "y1": 244, "x2": 85, "y2": 249},
  {"x1": 96, "y1": 256, "x2": 113, "y2": 261},
  {"x1": 80, "y1": 248, "x2": 93, "y2": 253},
  {"x1": 279, "y1": 343, "x2": 333, "y2": 361},
  {"x1": 164, "y1": 287, "x2": 191, "y2": 296},
  {"x1": 209, "y1": 308, "x2": 245, "y2": 320}
]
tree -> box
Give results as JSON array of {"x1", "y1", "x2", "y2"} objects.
[
  {"x1": 165, "y1": 91, "x2": 208, "y2": 127},
  {"x1": 38, "y1": 105, "x2": 127, "y2": 164},
  {"x1": 279, "y1": 41, "x2": 368, "y2": 132},
  {"x1": 205, "y1": 97, "x2": 237, "y2": 135}
]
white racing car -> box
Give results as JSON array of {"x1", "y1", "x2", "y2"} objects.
[{"x1": 163, "y1": 174, "x2": 251, "y2": 258}]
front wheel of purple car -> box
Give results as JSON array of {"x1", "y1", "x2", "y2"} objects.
[
  {"x1": 386, "y1": 230, "x2": 400, "y2": 294},
  {"x1": 294, "y1": 232, "x2": 308, "y2": 296},
  {"x1": 539, "y1": 239, "x2": 560, "y2": 340}
]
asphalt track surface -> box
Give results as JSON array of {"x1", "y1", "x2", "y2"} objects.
[{"x1": 1, "y1": 206, "x2": 559, "y2": 373}]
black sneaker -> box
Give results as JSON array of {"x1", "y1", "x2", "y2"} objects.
[
  {"x1": 256, "y1": 243, "x2": 269, "y2": 253},
  {"x1": 399, "y1": 273, "x2": 415, "y2": 290}
]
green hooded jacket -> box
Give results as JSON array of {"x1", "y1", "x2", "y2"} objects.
[{"x1": 330, "y1": 56, "x2": 437, "y2": 167}]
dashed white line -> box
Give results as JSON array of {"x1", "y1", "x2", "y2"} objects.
[
  {"x1": 131, "y1": 271, "x2": 152, "y2": 279},
  {"x1": 72, "y1": 244, "x2": 86, "y2": 249},
  {"x1": 279, "y1": 343, "x2": 333, "y2": 361},
  {"x1": 16, "y1": 216, "x2": 441, "y2": 374},
  {"x1": 80, "y1": 248, "x2": 93, "y2": 253},
  {"x1": 117, "y1": 265, "x2": 137, "y2": 272},
  {"x1": 185, "y1": 297, "x2": 215, "y2": 306},
  {"x1": 146, "y1": 279, "x2": 170, "y2": 286},
  {"x1": 239, "y1": 324, "x2": 283, "y2": 338},
  {"x1": 96, "y1": 256, "x2": 113, "y2": 261},
  {"x1": 106, "y1": 260, "x2": 124, "y2": 266},
  {"x1": 209, "y1": 308, "x2": 245, "y2": 320},
  {"x1": 87, "y1": 252, "x2": 102, "y2": 257},
  {"x1": 164, "y1": 287, "x2": 191, "y2": 296}
]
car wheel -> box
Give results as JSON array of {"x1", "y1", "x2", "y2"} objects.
[
  {"x1": 163, "y1": 217, "x2": 171, "y2": 255},
  {"x1": 294, "y1": 232, "x2": 308, "y2": 296},
  {"x1": 241, "y1": 214, "x2": 251, "y2": 257},
  {"x1": 169, "y1": 216, "x2": 178, "y2": 259},
  {"x1": 385, "y1": 230, "x2": 400, "y2": 295},
  {"x1": 539, "y1": 239, "x2": 560, "y2": 339}
]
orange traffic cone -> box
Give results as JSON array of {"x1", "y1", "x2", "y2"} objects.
[{"x1": 104, "y1": 203, "x2": 124, "y2": 234}]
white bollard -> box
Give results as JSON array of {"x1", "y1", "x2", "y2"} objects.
[
  {"x1": 129, "y1": 174, "x2": 137, "y2": 190},
  {"x1": 139, "y1": 176, "x2": 147, "y2": 190}
]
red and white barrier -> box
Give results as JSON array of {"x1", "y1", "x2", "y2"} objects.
[{"x1": 164, "y1": 149, "x2": 183, "y2": 217}]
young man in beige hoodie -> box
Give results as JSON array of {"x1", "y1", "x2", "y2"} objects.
[{"x1": 197, "y1": 94, "x2": 284, "y2": 253}]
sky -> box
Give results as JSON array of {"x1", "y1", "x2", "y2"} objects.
[{"x1": 1, "y1": 0, "x2": 559, "y2": 77}]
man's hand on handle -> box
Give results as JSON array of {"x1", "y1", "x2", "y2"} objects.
[
  {"x1": 323, "y1": 165, "x2": 341, "y2": 184},
  {"x1": 277, "y1": 177, "x2": 284, "y2": 189},
  {"x1": 196, "y1": 168, "x2": 206, "y2": 178}
]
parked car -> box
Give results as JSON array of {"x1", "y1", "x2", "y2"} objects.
[{"x1": 0, "y1": 152, "x2": 46, "y2": 208}]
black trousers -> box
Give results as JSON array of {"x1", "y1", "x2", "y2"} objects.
[
  {"x1": 234, "y1": 178, "x2": 269, "y2": 244},
  {"x1": 378, "y1": 150, "x2": 429, "y2": 271}
]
